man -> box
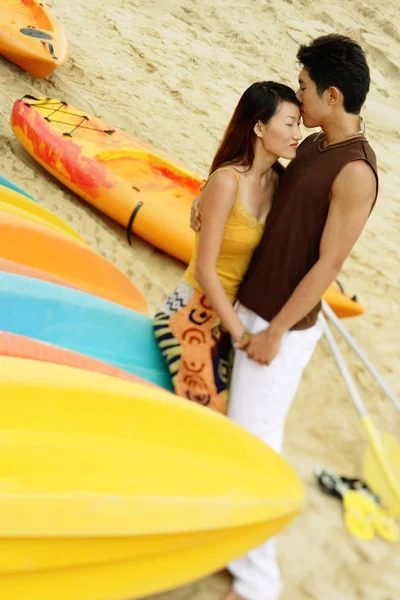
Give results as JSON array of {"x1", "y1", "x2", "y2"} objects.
[{"x1": 191, "y1": 35, "x2": 378, "y2": 600}]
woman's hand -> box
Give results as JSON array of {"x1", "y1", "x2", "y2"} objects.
[{"x1": 233, "y1": 328, "x2": 252, "y2": 349}]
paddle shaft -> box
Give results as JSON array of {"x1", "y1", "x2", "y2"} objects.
[
  {"x1": 319, "y1": 313, "x2": 367, "y2": 418},
  {"x1": 322, "y1": 300, "x2": 400, "y2": 413},
  {"x1": 320, "y1": 313, "x2": 400, "y2": 512}
]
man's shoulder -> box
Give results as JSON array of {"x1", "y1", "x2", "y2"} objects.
[
  {"x1": 332, "y1": 157, "x2": 378, "y2": 212},
  {"x1": 361, "y1": 137, "x2": 378, "y2": 165},
  {"x1": 344, "y1": 136, "x2": 378, "y2": 181}
]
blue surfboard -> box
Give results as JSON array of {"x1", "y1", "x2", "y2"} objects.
[
  {"x1": 0, "y1": 272, "x2": 172, "y2": 390},
  {"x1": 0, "y1": 174, "x2": 37, "y2": 202}
]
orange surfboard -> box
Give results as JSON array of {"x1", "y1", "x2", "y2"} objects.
[
  {"x1": 0, "y1": 331, "x2": 155, "y2": 387},
  {"x1": 0, "y1": 1, "x2": 68, "y2": 77},
  {"x1": 0, "y1": 257, "x2": 114, "y2": 297},
  {"x1": 0, "y1": 211, "x2": 147, "y2": 314}
]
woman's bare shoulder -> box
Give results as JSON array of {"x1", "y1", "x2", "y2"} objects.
[{"x1": 204, "y1": 167, "x2": 239, "y2": 195}]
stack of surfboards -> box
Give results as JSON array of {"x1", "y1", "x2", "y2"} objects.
[
  {"x1": 0, "y1": 175, "x2": 173, "y2": 387},
  {"x1": 0, "y1": 177, "x2": 305, "y2": 597}
]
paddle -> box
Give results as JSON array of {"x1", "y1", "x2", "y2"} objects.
[
  {"x1": 318, "y1": 312, "x2": 400, "y2": 517},
  {"x1": 322, "y1": 299, "x2": 400, "y2": 413}
]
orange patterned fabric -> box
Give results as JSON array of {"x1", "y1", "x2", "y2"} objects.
[{"x1": 153, "y1": 282, "x2": 232, "y2": 414}]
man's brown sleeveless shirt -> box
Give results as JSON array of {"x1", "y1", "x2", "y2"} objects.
[{"x1": 238, "y1": 133, "x2": 378, "y2": 330}]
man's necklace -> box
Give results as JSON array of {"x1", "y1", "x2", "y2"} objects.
[{"x1": 314, "y1": 116, "x2": 366, "y2": 146}]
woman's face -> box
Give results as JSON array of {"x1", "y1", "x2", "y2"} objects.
[{"x1": 258, "y1": 101, "x2": 302, "y2": 160}]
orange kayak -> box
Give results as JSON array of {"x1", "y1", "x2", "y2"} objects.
[
  {"x1": 11, "y1": 96, "x2": 199, "y2": 263},
  {"x1": 0, "y1": 0, "x2": 68, "y2": 77},
  {"x1": 324, "y1": 280, "x2": 365, "y2": 318},
  {"x1": 0, "y1": 332, "x2": 155, "y2": 387},
  {"x1": 0, "y1": 211, "x2": 147, "y2": 314}
]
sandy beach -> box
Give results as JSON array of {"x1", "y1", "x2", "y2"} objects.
[{"x1": 1, "y1": 0, "x2": 399, "y2": 598}]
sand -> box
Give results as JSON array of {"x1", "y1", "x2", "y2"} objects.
[{"x1": 0, "y1": 0, "x2": 399, "y2": 598}]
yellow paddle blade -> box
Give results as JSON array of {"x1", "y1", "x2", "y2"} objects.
[
  {"x1": 362, "y1": 425, "x2": 400, "y2": 517},
  {"x1": 342, "y1": 491, "x2": 375, "y2": 541}
]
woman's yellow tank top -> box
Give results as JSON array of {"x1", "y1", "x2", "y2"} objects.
[{"x1": 184, "y1": 167, "x2": 265, "y2": 303}]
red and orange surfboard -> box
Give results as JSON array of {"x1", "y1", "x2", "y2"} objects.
[{"x1": 11, "y1": 96, "x2": 199, "y2": 264}]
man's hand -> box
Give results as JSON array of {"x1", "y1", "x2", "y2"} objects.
[
  {"x1": 190, "y1": 194, "x2": 202, "y2": 232},
  {"x1": 237, "y1": 327, "x2": 283, "y2": 365},
  {"x1": 190, "y1": 180, "x2": 207, "y2": 232}
]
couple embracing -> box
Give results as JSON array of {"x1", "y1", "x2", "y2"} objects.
[{"x1": 153, "y1": 34, "x2": 378, "y2": 600}]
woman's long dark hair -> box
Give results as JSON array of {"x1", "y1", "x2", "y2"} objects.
[{"x1": 210, "y1": 81, "x2": 300, "y2": 175}]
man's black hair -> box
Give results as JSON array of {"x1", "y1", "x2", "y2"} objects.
[{"x1": 297, "y1": 34, "x2": 370, "y2": 114}]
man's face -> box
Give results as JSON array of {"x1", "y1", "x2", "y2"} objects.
[{"x1": 296, "y1": 67, "x2": 328, "y2": 128}]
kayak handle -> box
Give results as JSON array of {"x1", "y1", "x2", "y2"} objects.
[{"x1": 127, "y1": 199, "x2": 144, "y2": 246}]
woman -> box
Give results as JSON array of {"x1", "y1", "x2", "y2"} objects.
[{"x1": 153, "y1": 81, "x2": 301, "y2": 414}]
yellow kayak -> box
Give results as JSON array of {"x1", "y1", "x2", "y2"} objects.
[
  {"x1": 0, "y1": 199, "x2": 84, "y2": 243},
  {"x1": 0, "y1": 356, "x2": 304, "y2": 599},
  {"x1": 0, "y1": 183, "x2": 86, "y2": 245}
]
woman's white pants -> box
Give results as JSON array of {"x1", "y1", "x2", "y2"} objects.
[{"x1": 228, "y1": 302, "x2": 322, "y2": 600}]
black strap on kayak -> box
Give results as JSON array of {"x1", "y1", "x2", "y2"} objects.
[
  {"x1": 19, "y1": 96, "x2": 115, "y2": 137},
  {"x1": 63, "y1": 115, "x2": 89, "y2": 137},
  {"x1": 334, "y1": 279, "x2": 345, "y2": 294},
  {"x1": 45, "y1": 42, "x2": 58, "y2": 61},
  {"x1": 45, "y1": 103, "x2": 68, "y2": 121},
  {"x1": 19, "y1": 93, "x2": 143, "y2": 239},
  {"x1": 127, "y1": 190, "x2": 144, "y2": 245},
  {"x1": 334, "y1": 278, "x2": 358, "y2": 303},
  {"x1": 22, "y1": 94, "x2": 49, "y2": 103}
]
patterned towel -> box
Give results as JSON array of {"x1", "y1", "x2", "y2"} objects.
[{"x1": 153, "y1": 281, "x2": 232, "y2": 414}]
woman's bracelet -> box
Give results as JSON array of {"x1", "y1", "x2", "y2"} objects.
[{"x1": 239, "y1": 328, "x2": 252, "y2": 342}]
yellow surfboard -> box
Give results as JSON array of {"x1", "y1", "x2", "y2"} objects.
[
  {"x1": 0, "y1": 199, "x2": 84, "y2": 243},
  {"x1": 0, "y1": 356, "x2": 303, "y2": 599},
  {"x1": 0, "y1": 183, "x2": 86, "y2": 244}
]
